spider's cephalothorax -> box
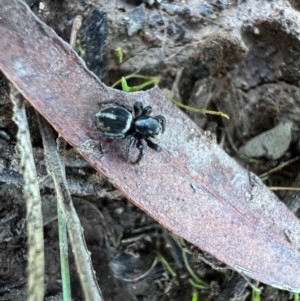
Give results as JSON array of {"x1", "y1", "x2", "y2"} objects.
[{"x1": 95, "y1": 100, "x2": 166, "y2": 163}]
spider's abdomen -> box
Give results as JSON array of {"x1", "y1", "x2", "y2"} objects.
[
  {"x1": 95, "y1": 107, "x2": 133, "y2": 137},
  {"x1": 135, "y1": 116, "x2": 162, "y2": 137}
]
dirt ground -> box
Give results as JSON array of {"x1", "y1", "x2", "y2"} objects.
[{"x1": 1, "y1": 0, "x2": 300, "y2": 300}]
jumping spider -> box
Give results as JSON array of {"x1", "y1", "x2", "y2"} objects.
[{"x1": 95, "y1": 100, "x2": 166, "y2": 163}]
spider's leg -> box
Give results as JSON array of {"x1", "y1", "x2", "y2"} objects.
[
  {"x1": 133, "y1": 101, "x2": 143, "y2": 117},
  {"x1": 154, "y1": 115, "x2": 166, "y2": 133},
  {"x1": 126, "y1": 135, "x2": 137, "y2": 161},
  {"x1": 145, "y1": 138, "x2": 161, "y2": 152},
  {"x1": 135, "y1": 139, "x2": 145, "y2": 164},
  {"x1": 142, "y1": 106, "x2": 153, "y2": 116},
  {"x1": 98, "y1": 100, "x2": 133, "y2": 113}
]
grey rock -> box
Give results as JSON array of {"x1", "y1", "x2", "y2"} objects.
[
  {"x1": 239, "y1": 121, "x2": 292, "y2": 159},
  {"x1": 123, "y1": 4, "x2": 146, "y2": 36}
]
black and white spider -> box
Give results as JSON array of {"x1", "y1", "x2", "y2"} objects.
[{"x1": 95, "y1": 100, "x2": 166, "y2": 163}]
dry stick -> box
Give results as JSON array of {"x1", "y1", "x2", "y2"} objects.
[
  {"x1": 70, "y1": 15, "x2": 82, "y2": 49},
  {"x1": 10, "y1": 85, "x2": 45, "y2": 301},
  {"x1": 259, "y1": 156, "x2": 300, "y2": 179},
  {"x1": 269, "y1": 187, "x2": 300, "y2": 191},
  {"x1": 37, "y1": 114, "x2": 104, "y2": 301}
]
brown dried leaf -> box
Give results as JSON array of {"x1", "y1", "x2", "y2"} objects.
[{"x1": 1, "y1": 0, "x2": 300, "y2": 292}]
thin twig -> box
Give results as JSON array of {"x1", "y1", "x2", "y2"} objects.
[
  {"x1": 37, "y1": 114, "x2": 104, "y2": 301},
  {"x1": 70, "y1": 15, "x2": 82, "y2": 49},
  {"x1": 269, "y1": 187, "x2": 300, "y2": 191},
  {"x1": 259, "y1": 156, "x2": 300, "y2": 179},
  {"x1": 10, "y1": 85, "x2": 45, "y2": 301}
]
